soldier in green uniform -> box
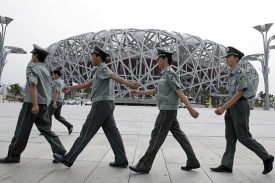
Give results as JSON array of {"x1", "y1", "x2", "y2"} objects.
[
  {"x1": 48, "y1": 69, "x2": 73, "y2": 134},
  {"x1": 0, "y1": 44, "x2": 66, "y2": 164},
  {"x1": 129, "y1": 48, "x2": 200, "y2": 174},
  {"x1": 53, "y1": 46, "x2": 139, "y2": 167},
  {"x1": 210, "y1": 46, "x2": 274, "y2": 174}
]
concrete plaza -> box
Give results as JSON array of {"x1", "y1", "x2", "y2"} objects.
[{"x1": 0, "y1": 102, "x2": 275, "y2": 183}]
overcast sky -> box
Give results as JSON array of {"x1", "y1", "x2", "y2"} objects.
[{"x1": 1, "y1": 0, "x2": 275, "y2": 94}]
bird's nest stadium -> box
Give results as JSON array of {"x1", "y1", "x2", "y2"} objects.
[{"x1": 45, "y1": 29, "x2": 259, "y2": 104}]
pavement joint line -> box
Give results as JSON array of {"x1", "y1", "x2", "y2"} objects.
[
  {"x1": 36, "y1": 163, "x2": 62, "y2": 183},
  {"x1": 0, "y1": 158, "x2": 37, "y2": 178},
  {"x1": 200, "y1": 166, "x2": 215, "y2": 183},
  {"x1": 236, "y1": 150, "x2": 263, "y2": 165},
  {"x1": 233, "y1": 165, "x2": 257, "y2": 183},
  {"x1": 194, "y1": 137, "x2": 209, "y2": 148},
  {"x1": 128, "y1": 120, "x2": 143, "y2": 182},
  {"x1": 83, "y1": 146, "x2": 111, "y2": 183},
  {"x1": 160, "y1": 147, "x2": 173, "y2": 183}
]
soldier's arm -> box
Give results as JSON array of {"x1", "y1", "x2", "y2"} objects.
[
  {"x1": 53, "y1": 91, "x2": 59, "y2": 103},
  {"x1": 136, "y1": 89, "x2": 157, "y2": 95},
  {"x1": 27, "y1": 69, "x2": 39, "y2": 109},
  {"x1": 70, "y1": 80, "x2": 93, "y2": 90},
  {"x1": 175, "y1": 89, "x2": 193, "y2": 110},
  {"x1": 220, "y1": 90, "x2": 243, "y2": 110},
  {"x1": 109, "y1": 74, "x2": 139, "y2": 89},
  {"x1": 53, "y1": 82, "x2": 60, "y2": 104},
  {"x1": 29, "y1": 83, "x2": 38, "y2": 106}
]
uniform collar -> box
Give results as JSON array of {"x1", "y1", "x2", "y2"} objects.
[
  {"x1": 161, "y1": 66, "x2": 170, "y2": 75},
  {"x1": 230, "y1": 65, "x2": 239, "y2": 75},
  {"x1": 31, "y1": 61, "x2": 44, "y2": 65},
  {"x1": 97, "y1": 62, "x2": 106, "y2": 67}
]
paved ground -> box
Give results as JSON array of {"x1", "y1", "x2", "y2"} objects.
[{"x1": 0, "y1": 102, "x2": 275, "y2": 183}]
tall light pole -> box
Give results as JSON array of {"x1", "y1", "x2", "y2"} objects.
[
  {"x1": 0, "y1": 15, "x2": 14, "y2": 84},
  {"x1": 0, "y1": 46, "x2": 27, "y2": 79},
  {"x1": 253, "y1": 23, "x2": 275, "y2": 110},
  {"x1": 243, "y1": 46, "x2": 275, "y2": 109}
]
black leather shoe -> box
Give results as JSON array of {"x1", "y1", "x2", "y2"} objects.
[
  {"x1": 210, "y1": 165, "x2": 232, "y2": 173},
  {"x1": 53, "y1": 153, "x2": 72, "y2": 167},
  {"x1": 129, "y1": 165, "x2": 148, "y2": 174},
  {"x1": 109, "y1": 161, "x2": 128, "y2": 168},
  {"x1": 0, "y1": 157, "x2": 20, "y2": 164},
  {"x1": 181, "y1": 165, "x2": 200, "y2": 171},
  {"x1": 68, "y1": 125, "x2": 73, "y2": 135},
  {"x1": 52, "y1": 159, "x2": 58, "y2": 163},
  {"x1": 263, "y1": 155, "x2": 274, "y2": 174}
]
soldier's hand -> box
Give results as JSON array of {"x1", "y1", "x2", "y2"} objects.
[
  {"x1": 188, "y1": 108, "x2": 199, "y2": 119},
  {"x1": 53, "y1": 102, "x2": 58, "y2": 109},
  {"x1": 215, "y1": 107, "x2": 225, "y2": 115},
  {"x1": 31, "y1": 104, "x2": 39, "y2": 114},
  {"x1": 131, "y1": 90, "x2": 139, "y2": 96},
  {"x1": 62, "y1": 86, "x2": 71, "y2": 93},
  {"x1": 128, "y1": 82, "x2": 140, "y2": 90}
]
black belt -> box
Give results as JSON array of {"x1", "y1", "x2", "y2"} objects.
[{"x1": 238, "y1": 97, "x2": 247, "y2": 101}]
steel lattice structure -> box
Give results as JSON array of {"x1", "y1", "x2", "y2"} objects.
[{"x1": 45, "y1": 29, "x2": 259, "y2": 100}]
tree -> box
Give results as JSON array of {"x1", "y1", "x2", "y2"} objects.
[
  {"x1": 258, "y1": 91, "x2": 265, "y2": 99},
  {"x1": 218, "y1": 87, "x2": 227, "y2": 94},
  {"x1": 199, "y1": 89, "x2": 209, "y2": 105},
  {"x1": 8, "y1": 83, "x2": 23, "y2": 98}
]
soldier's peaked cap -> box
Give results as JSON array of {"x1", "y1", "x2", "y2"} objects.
[
  {"x1": 30, "y1": 44, "x2": 49, "y2": 55},
  {"x1": 92, "y1": 45, "x2": 110, "y2": 58},
  {"x1": 225, "y1": 46, "x2": 244, "y2": 59},
  {"x1": 157, "y1": 48, "x2": 173, "y2": 58}
]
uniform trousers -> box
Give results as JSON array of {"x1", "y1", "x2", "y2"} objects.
[
  {"x1": 221, "y1": 99, "x2": 270, "y2": 168},
  {"x1": 136, "y1": 110, "x2": 200, "y2": 173},
  {"x1": 7, "y1": 102, "x2": 66, "y2": 161}
]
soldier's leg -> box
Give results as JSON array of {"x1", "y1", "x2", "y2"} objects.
[
  {"x1": 221, "y1": 108, "x2": 237, "y2": 168},
  {"x1": 47, "y1": 101, "x2": 55, "y2": 129},
  {"x1": 64, "y1": 101, "x2": 112, "y2": 164},
  {"x1": 102, "y1": 102, "x2": 127, "y2": 164},
  {"x1": 136, "y1": 110, "x2": 176, "y2": 173},
  {"x1": 53, "y1": 102, "x2": 72, "y2": 128},
  {"x1": 35, "y1": 104, "x2": 66, "y2": 155},
  {"x1": 7, "y1": 103, "x2": 36, "y2": 161},
  {"x1": 233, "y1": 100, "x2": 270, "y2": 161},
  {"x1": 170, "y1": 118, "x2": 200, "y2": 167}
]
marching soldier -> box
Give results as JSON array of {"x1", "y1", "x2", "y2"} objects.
[
  {"x1": 0, "y1": 44, "x2": 66, "y2": 164},
  {"x1": 210, "y1": 46, "x2": 274, "y2": 174},
  {"x1": 48, "y1": 69, "x2": 73, "y2": 134},
  {"x1": 129, "y1": 48, "x2": 200, "y2": 174},
  {"x1": 53, "y1": 45, "x2": 140, "y2": 167}
]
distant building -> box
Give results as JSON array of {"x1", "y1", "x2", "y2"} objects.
[{"x1": 45, "y1": 29, "x2": 259, "y2": 103}]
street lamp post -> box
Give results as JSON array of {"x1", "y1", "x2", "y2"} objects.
[
  {"x1": 0, "y1": 15, "x2": 14, "y2": 83},
  {"x1": 253, "y1": 23, "x2": 275, "y2": 110},
  {"x1": 0, "y1": 46, "x2": 27, "y2": 78},
  {"x1": 243, "y1": 46, "x2": 275, "y2": 109}
]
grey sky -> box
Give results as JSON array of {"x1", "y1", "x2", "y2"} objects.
[{"x1": 1, "y1": 0, "x2": 275, "y2": 94}]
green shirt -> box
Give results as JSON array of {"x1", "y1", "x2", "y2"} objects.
[
  {"x1": 24, "y1": 61, "x2": 51, "y2": 104},
  {"x1": 228, "y1": 65, "x2": 255, "y2": 99},
  {"x1": 156, "y1": 66, "x2": 180, "y2": 110},
  {"x1": 91, "y1": 62, "x2": 114, "y2": 103}
]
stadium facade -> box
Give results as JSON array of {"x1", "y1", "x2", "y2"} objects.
[{"x1": 45, "y1": 29, "x2": 259, "y2": 102}]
